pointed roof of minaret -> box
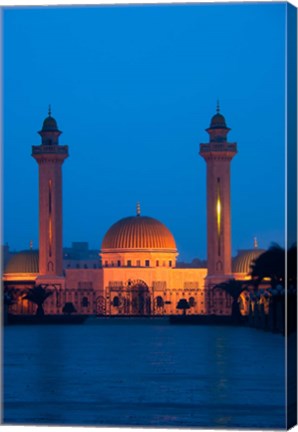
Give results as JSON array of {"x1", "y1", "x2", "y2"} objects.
[
  {"x1": 40, "y1": 105, "x2": 60, "y2": 132},
  {"x1": 209, "y1": 101, "x2": 227, "y2": 129}
]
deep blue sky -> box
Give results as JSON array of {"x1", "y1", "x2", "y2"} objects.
[{"x1": 3, "y1": 3, "x2": 286, "y2": 261}]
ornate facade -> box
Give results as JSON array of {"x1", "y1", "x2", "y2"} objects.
[{"x1": 3, "y1": 106, "x2": 260, "y2": 317}]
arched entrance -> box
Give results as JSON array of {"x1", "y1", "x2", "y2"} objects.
[{"x1": 125, "y1": 279, "x2": 151, "y2": 316}]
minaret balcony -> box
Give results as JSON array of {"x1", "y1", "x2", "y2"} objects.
[
  {"x1": 32, "y1": 144, "x2": 69, "y2": 156},
  {"x1": 200, "y1": 142, "x2": 237, "y2": 153}
]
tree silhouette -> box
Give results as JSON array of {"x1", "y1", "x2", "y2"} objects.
[
  {"x1": 23, "y1": 285, "x2": 53, "y2": 317},
  {"x1": 62, "y1": 302, "x2": 77, "y2": 315},
  {"x1": 177, "y1": 298, "x2": 190, "y2": 315},
  {"x1": 213, "y1": 279, "x2": 248, "y2": 321},
  {"x1": 4, "y1": 290, "x2": 14, "y2": 307},
  {"x1": 3, "y1": 290, "x2": 15, "y2": 321},
  {"x1": 250, "y1": 243, "x2": 285, "y2": 288},
  {"x1": 287, "y1": 243, "x2": 297, "y2": 286}
]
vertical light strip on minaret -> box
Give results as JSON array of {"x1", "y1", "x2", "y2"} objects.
[
  {"x1": 48, "y1": 179, "x2": 53, "y2": 258},
  {"x1": 216, "y1": 178, "x2": 221, "y2": 256}
]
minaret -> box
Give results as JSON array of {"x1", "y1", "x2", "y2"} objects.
[
  {"x1": 200, "y1": 103, "x2": 237, "y2": 286},
  {"x1": 32, "y1": 107, "x2": 68, "y2": 277}
]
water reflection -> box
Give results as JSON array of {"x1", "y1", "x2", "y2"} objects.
[
  {"x1": 4, "y1": 323, "x2": 285, "y2": 428},
  {"x1": 28, "y1": 327, "x2": 69, "y2": 423}
]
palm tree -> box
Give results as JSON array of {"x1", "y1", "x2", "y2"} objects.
[
  {"x1": 176, "y1": 298, "x2": 190, "y2": 315},
  {"x1": 23, "y1": 285, "x2": 53, "y2": 317},
  {"x1": 250, "y1": 243, "x2": 285, "y2": 288},
  {"x1": 213, "y1": 279, "x2": 248, "y2": 321}
]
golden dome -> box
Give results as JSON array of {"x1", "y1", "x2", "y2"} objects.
[
  {"x1": 4, "y1": 250, "x2": 39, "y2": 274},
  {"x1": 232, "y1": 249, "x2": 265, "y2": 274},
  {"x1": 101, "y1": 216, "x2": 177, "y2": 252}
]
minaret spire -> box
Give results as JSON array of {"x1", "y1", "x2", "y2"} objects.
[
  {"x1": 216, "y1": 99, "x2": 220, "y2": 113},
  {"x1": 254, "y1": 237, "x2": 258, "y2": 249},
  {"x1": 48, "y1": 104, "x2": 51, "y2": 117},
  {"x1": 136, "y1": 202, "x2": 141, "y2": 216}
]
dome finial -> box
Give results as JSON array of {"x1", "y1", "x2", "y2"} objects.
[
  {"x1": 254, "y1": 236, "x2": 258, "y2": 249},
  {"x1": 216, "y1": 99, "x2": 220, "y2": 113},
  {"x1": 48, "y1": 104, "x2": 52, "y2": 117},
  {"x1": 30, "y1": 240, "x2": 33, "y2": 250},
  {"x1": 136, "y1": 202, "x2": 141, "y2": 216}
]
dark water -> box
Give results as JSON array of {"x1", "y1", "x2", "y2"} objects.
[{"x1": 3, "y1": 319, "x2": 286, "y2": 428}]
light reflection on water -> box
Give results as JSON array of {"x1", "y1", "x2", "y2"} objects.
[{"x1": 3, "y1": 320, "x2": 285, "y2": 428}]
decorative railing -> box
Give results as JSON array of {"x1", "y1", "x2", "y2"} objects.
[
  {"x1": 200, "y1": 143, "x2": 237, "y2": 152},
  {"x1": 32, "y1": 145, "x2": 68, "y2": 155}
]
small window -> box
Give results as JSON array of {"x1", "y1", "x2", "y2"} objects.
[
  {"x1": 127, "y1": 260, "x2": 131, "y2": 267},
  {"x1": 93, "y1": 264, "x2": 97, "y2": 269},
  {"x1": 113, "y1": 296, "x2": 120, "y2": 307},
  {"x1": 156, "y1": 260, "x2": 159, "y2": 267},
  {"x1": 145, "y1": 260, "x2": 150, "y2": 267},
  {"x1": 156, "y1": 296, "x2": 164, "y2": 308},
  {"x1": 84, "y1": 264, "x2": 88, "y2": 269},
  {"x1": 81, "y1": 297, "x2": 89, "y2": 307},
  {"x1": 189, "y1": 297, "x2": 195, "y2": 307},
  {"x1": 105, "y1": 261, "x2": 108, "y2": 267},
  {"x1": 117, "y1": 260, "x2": 121, "y2": 267},
  {"x1": 169, "y1": 261, "x2": 172, "y2": 267},
  {"x1": 76, "y1": 264, "x2": 80, "y2": 269}
]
